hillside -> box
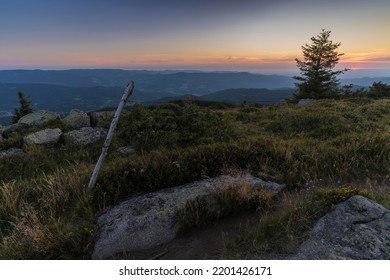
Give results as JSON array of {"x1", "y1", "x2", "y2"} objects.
[
  {"x1": 1, "y1": 99, "x2": 390, "y2": 259},
  {"x1": 202, "y1": 88, "x2": 294, "y2": 104}
]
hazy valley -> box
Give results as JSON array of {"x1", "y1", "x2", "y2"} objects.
[{"x1": 1, "y1": 69, "x2": 389, "y2": 125}]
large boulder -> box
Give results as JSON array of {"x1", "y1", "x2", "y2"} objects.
[
  {"x1": 18, "y1": 110, "x2": 60, "y2": 127},
  {"x1": 0, "y1": 148, "x2": 24, "y2": 159},
  {"x1": 290, "y1": 195, "x2": 390, "y2": 259},
  {"x1": 92, "y1": 174, "x2": 285, "y2": 259},
  {"x1": 23, "y1": 128, "x2": 62, "y2": 145},
  {"x1": 1, "y1": 123, "x2": 30, "y2": 138},
  {"x1": 62, "y1": 127, "x2": 107, "y2": 146},
  {"x1": 62, "y1": 109, "x2": 90, "y2": 128},
  {"x1": 89, "y1": 111, "x2": 114, "y2": 127}
]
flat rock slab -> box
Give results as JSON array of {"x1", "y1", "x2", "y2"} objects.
[
  {"x1": 0, "y1": 148, "x2": 24, "y2": 159},
  {"x1": 290, "y1": 195, "x2": 390, "y2": 259},
  {"x1": 117, "y1": 146, "x2": 136, "y2": 155},
  {"x1": 92, "y1": 174, "x2": 285, "y2": 259},
  {"x1": 18, "y1": 110, "x2": 60, "y2": 127},
  {"x1": 62, "y1": 127, "x2": 107, "y2": 146},
  {"x1": 24, "y1": 128, "x2": 62, "y2": 145}
]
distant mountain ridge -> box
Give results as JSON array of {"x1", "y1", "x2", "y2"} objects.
[{"x1": 0, "y1": 69, "x2": 295, "y2": 93}]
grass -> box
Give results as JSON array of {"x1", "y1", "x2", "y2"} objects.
[
  {"x1": 222, "y1": 184, "x2": 390, "y2": 259},
  {"x1": 177, "y1": 181, "x2": 274, "y2": 234},
  {"x1": 1, "y1": 99, "x2": 390, "y2": 259}
]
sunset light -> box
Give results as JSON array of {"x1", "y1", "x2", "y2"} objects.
[{"x1": 1, "y1": 0, "x2": 389, "y2": 76}]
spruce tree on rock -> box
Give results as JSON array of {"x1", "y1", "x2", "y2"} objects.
[
  {"x1": 293, "y1": 29, "x2": 348, "y2": 100},
  {"x1": 12, "y1": 91, "x2": 33, "y2": 123}
]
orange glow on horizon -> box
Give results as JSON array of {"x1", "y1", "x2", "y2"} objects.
[{"x1": 3, "y1": 49, "x2": 390, "y2": 72}]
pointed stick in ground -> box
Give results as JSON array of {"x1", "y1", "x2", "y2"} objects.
[{"x1": 87, "y1": 81, "x2": 135, "y2": 192}]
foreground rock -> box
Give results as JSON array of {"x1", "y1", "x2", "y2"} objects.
[
  {"x1": 23, "y1": 128, "x2": 62, "y2": 145},
  {"x1": 290, "y1": 195, "x2": 390, "y2": 259},
  {"x1": 0, "y1": 148, "x2": 24, "y2": 159},
  {"x1": 18, "y1": 110, "x2": 60, "y2": 127},
  {"x1": 92, "y1": 174, "x2": 285, "y2": 259},
  {"x1": 62, "y1": 127, "x2": 107, "y2": 146},
  {"x1": 62, "y1": 109, "x2": 90, "y2": 128}
]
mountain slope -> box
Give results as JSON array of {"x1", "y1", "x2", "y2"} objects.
[{"x1": 202, "y1": 88, "x2": 294, "y2": 104}]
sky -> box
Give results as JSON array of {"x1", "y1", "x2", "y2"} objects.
[{"x1": 1, "y1": 0, "x2": 390, "y2": 76}]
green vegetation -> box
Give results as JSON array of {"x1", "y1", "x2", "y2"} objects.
[{"x1": 1, "y1": 99, "x2": 390, "y2": 259}]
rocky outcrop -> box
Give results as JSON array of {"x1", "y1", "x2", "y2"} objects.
[
  {"x1": 2, "y1": 123, "x2": 30, "y2": 138},
  {"x1": 290, "y1": 195, "x2": 390, "y2": 260},
  {"x1": 92, "y1": 174, "x2": 285, "y2": 259},
  {"x1": 18, "y1": 110, "x2": 60, "y2": 127},
  {"x1": 90, "y1": 111, "x2": 114, "y2": 127},
  {"x1": 23, "y1": 128, "x2": 62, "y2": 145},
  {"x1": 62, "y1": 127, "x2": 107, "y2": 146},
  {"x1": 0, "y1": 148, "x2": 24, "y2": 159},
  {"x1": 62, "y1": 109, "x2": 90, "y2": 128}
]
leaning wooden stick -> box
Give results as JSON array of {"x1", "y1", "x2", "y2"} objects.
[{"x1": 87, "y1": 81, "x2": 135, "y2": 191}]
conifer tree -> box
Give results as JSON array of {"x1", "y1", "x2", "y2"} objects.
[
  {"x1": 293, "y1": 29, "x2": 348, "y2": 100},
  {"x1": 12, "y1": 91, "x2": 33, "y2": 123}
]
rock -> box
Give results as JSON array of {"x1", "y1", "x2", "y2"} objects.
[
  {"x1": 92, "y1": 174, "x2": 285, "y2": 259},
  {"x1": 89, "y1": 111, "x2": 114, "y2": 127},
  {"x1": 0, "y1": 148, "x2": 24, "y2": 159},
  {"x1": 62, "y1": 127, "x2": 107, "y2": 146},
  {"x1": 297, "y1": 99, "x2": 316, "y2": 106},
  {"x1": 117, "y1": 146, "x2": 136, "y2": 155},
  {"x1": 18, "y1": 110, "x2": 60, "y2": 127},
  {"x1": 290, "y1": 195, "x2": 390, "y2": 260},
  {"x1": 2, "y1": 123, "x2": 30, "y2": 138},
  {"x1": 23, "y1": 128, "x2": 62, "y2": 145},
  {"x1": 62, "y1": 109, "x2": 90, "y2": 128}
]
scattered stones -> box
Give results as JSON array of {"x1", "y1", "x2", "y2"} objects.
[
  {"x1": 18, "y1": 110, "x2": 60, "y2": 127},
  {"x1": 117, "y1": 146, "x2": 136, "y2": 155},
  {"x1": 23, "y1": 128, "x2": 62, "y2": 145},
  {"x1": 297, "y1": 99, "x2": 316, "y2": 106},
  {"x1": 62, "y1": 109, "x2": 90, "y2": 128},
  {"x1": 92, "y1": 174, "x2": 286, "y2": 259},
  {"x1": 0, "y1": 148, "x2": 24, "y2": 159},
  {"x1": 290, "y1": 195, "x2": 390, "y2": 260},
  {"x1": 90, "y1": 111, "x2": 114, "y2": 127},
  {"x1": 62, "y1": 127, "x2": 107, "y2": 146}
]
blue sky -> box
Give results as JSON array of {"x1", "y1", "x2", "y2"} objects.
[{"x1": 1, "y1": 0, "x2": 390, "y2": 76}]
